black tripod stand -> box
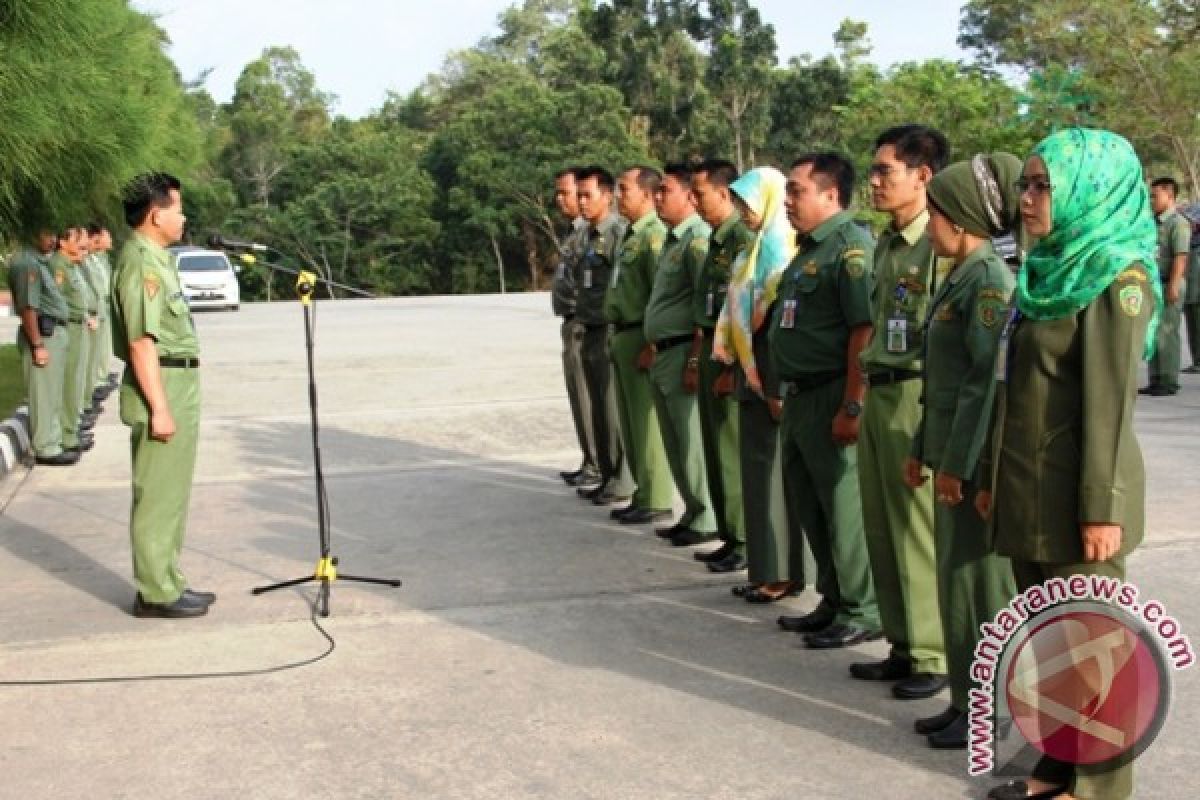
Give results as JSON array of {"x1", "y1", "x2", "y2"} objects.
[{"x1": 253, "y1": 270, "x2": 402, "y2": 616}]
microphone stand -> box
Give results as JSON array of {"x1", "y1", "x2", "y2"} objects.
[{"x1": 236, "y1": 255, "x2": 400, "y2": 617}]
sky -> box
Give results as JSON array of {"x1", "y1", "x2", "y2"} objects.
[{"x1": 132, "y1": 0, "x2": 969, "y2": 119}]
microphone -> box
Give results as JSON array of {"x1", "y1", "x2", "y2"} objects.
[{"x1": 207, "y1": 233, "x2": 270, "y2": 252}]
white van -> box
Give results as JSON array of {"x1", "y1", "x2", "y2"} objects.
[{"x1": 169, "y1": 246, "x2": 241, "y2": 311}]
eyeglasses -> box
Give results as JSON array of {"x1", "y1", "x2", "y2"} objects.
[{"x1": 1015, "y1": 178, "x2": 1053, "y2": 194}]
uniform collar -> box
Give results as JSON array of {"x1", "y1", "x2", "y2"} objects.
[
  {"x1": 803, "y1": 210, "x2": 854, "y2": 245},
  {"x1": 627, "y1": 210, "x2": 658, "y2": 236},
  {"x1": 592, "y1": 211, "x2": 621, "y2": 238},
  {"x1": 669, "y1": 213, "x2": 704, "y2": 240},
  {"x1": 711, "y1": 210, "x2": 741, "y2": 244},
  {"x1": 1157, "y1": 207, "x2": 1178, "y2": 225},
  {"x1": 891, "y1": 209, "x2": 930, "y2": 246},
  {"x1": 571, "y1": 217, "x2": 588, "y2": 232}
]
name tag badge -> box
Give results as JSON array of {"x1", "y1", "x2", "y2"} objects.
[
  {"x1": 780, "y1": 299, "x2": 797, "y2": 330},
  {"x1": 886, "y1": 316, "x2": 908, "y2": 353},
  {"x1": 583, "y1": 269, "x2": 593, "y2": 290}
]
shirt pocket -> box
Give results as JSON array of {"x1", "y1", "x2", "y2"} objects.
[{"x1": 793, "y1": 273, "x2": 821, "y2": 315}]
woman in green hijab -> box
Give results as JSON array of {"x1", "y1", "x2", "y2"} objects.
[
  {"x1": 978, "y1": 129, "x2": 1158, "y2": 800},
  {"x1": 903, "y1": 151, "x2": 1023, "y2": 750}
]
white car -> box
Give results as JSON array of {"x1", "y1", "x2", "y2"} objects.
[{"x1": 169, "y1": 246, "x2": 241, "y2": 311}]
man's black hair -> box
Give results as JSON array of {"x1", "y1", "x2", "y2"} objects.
[
  {"x1": 1151, "y1": 177, "x2": 1180, "y2": 197},
  {"x1": 86, "y1": 222, "x2": 108, "y2": 237},
  {"x1": 554, "y1": 166, "x2": 583, "y2": 182},
  {"x1": 578, "y1": 166, "x2": 615, "y2": 192},
  {"x1": 663, "y1": 162, "x2": 694, "y2": 188},
  {"x1": 123, "y1": 171, "x2": 181, "y2": 228},
  {"x1": 694, "y1": 158, "x2": 739, "y2": 189},
  {"x1": 874, "y1": 125, "x2": 950, "y2": 173},
  {"x1": 791, "y1": 152, "x2": 856, "y2": 209},
  {"x1": 626, "y1": 165, "x2": 663, "y2": 193}
]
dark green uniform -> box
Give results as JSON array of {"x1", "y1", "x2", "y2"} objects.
[
  {"x1": 859, "y1": 210, "x2": 947, "y2": 675},
  {"x1": 84, "y1": 251, "x2": 114, "y2": 391},
  {"x1": 694, "y1": 213, "x2": 750, "y2": 549},
  {"x1": 606, "y1": 212, "x2": 672, "y2": 510},
  {"x1": 552, "y1": 219, "x2": 597, "y2": 474},
  {"x1": 644, "y1": 213, "x2": 716, "y2": 532},
  {"x1": 55, "y1": 252, "x2": 93, "y2": 449},
  {"x1": 983, "y1": 264, "x2": 1154, "y2": 800},
  {"x1": 1149, "y1": 208, "x2": 1190, "y2": 391},
  {"x1": 576, "y1": 212, "x2": 633, "y2": 494},
  {"x1": 1185, "y1": 226, "x2": 1200, "y2": 370},
  {"x1": 7, "y1": 248, "x2": 69, "y2": 457},
  {"x1": 112, "y1": 233, "x2": 203, "y2": 605},
  {"x1": 768, "y1": 210, "x2": 878, "y2": 628},
  {"x1": 912, "y1": 242, "x2": 1016, "y2": 715}
]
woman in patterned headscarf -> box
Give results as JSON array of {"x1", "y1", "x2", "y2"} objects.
[{"x1": 979, "y1": 129, "x2": 1159, "y2": 800}]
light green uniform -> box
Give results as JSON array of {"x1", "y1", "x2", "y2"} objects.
[
  {"x1": 84, "y1": 251, "x2": 114, "y2": 390},
  {"x1": 859, "y1": 210, "x2": 946, "y2": 674},
  {"x1": 605, "y1": 212, "x2": 673, "y2": 510},
  {"x1": 112, "y1": 233, "x2": 202, "y2": 604},
  {"x1": 55, "y1": 252, "x2": 93, "y2": 449},
  {"x1": 1149, "y1": 208, "x2": 1190, "y2": 390},
  {"x1": 552, "y1": 219, "x2": 596, "y2": 473},
  {"x1": 768, "y1": 210, "x2": 879, "y2": 628},
  {"x1": 7, "y1": 248, "x2": 69, "y2": 457},
  {"x1": 912, "y1": 242, "x2": 1016, "y2": 713},
  {"x1": 694, "y1": 213, "x2": 749, "y2": 549},
  {"x1": 644, "y1": 213, "x2": 716, "y2": 531},
  {"x1": 983, "y1": 264, "x2": 1154, "y2": 800}
]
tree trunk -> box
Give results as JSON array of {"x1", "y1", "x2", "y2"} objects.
[
  {"x1": 490, "y1": 233, "x2": 506, "y2": 294},
  {"x1": 521, "y1": 220, "x2": 540, "y2": 292}
]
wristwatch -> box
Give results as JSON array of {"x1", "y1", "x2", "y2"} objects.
[{"x1": 843, "y1": 400, "x2": 863, "y2": 418}]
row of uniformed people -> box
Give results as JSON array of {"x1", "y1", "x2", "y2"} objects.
[
  {"x1": 6, "y1": 225, "x2": 119, "y2": 465},
  {"x1": 551, "y1": 125, "x2": 1159, "y2": 800}
]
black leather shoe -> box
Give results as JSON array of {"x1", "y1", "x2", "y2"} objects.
[
  {"x1": 1184, "y1": 365, "x2": 1200, "y2": 374},
  {"x1": 707, "y1": 552, "x2": 747, "y2": 573},
  {"x1": 926, "y1": 711, "x2": 968, "y2": 748},
  {"x1": 1148, "y1": 385, "x2": 1178, "y2": 396},
  {"x1": 655, "y1": 522, "x2": 687, "y2": 539},
  {"x1": 731, "y1": 583, "x2": 758, "y2": 597},
  {"x1": 70, "y1": 438, "x2": 95, "y2": 453},
  {"x1": 80, "y1": 418, "x2": 96, "y2": 431},
  {"x1": 669, "y1": 528, "x2": 719, "y2": 547},
  {"x1": 133, "y1": 592, "x2": 209, "y2": 619},
  {"x1": 694, "y1": 543, "x2": 734, "y2": 562},
  {"x1": 804, "y1": 623, "x2": 883, "y2": 649},
  {"x1": 892, "y1": 672, "x2": 949, "y2": 699},
  {"x1": 577, "y1": 482, "x2": 607, "y2": 500},
  {"x1": 35, "y1": 451, "x2": 81, "y2": 466},
  {"x1": 985, "y1": 781, "x2": 1068, "y2": 800},
  {"x1": 564, "y1": 468, "x2": 601, "y2": 487},
  {"x1": 610, "y1": 506, "x2": 635, "y2": 521},
  {"x1": 849, "y1": 655, "x2": 913, "y2": 682},
  {"x1": 914, "y1": 704, "x2": 960, "y2": 734},
  {"x1": 184, "y1": 588, "x2": 217, "y2": 604},
  {"x1": 1137, "y1": 384, "x2": 1159, "y2": 395},
  {"x1": 592, "y1": 490, "x2": 631, "y2": 506},
  {"x1": 619, "y1": 508, "x2": 671, "y2": 525},
  {"x1": 778, "y1": 607, "x2": 836, "y2": 634}
]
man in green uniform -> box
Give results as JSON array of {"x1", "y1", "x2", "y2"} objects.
[
  {"x1": 54, "y1": 229, "x2": 96, "y2": 455},
  {"x1": 606, "y1": 166, "x2": 673, "y2": 523},
  {"x1": 641, "y1": 163, "x2": 718, "y2": 537},
  {"x1": 551, "y1": 168, "x2": 599, "y2": 487},
  {"x1": 770, "y1": 153, "x2": 881, "y2": 648},
  {"x1": 1141, "y1": 177, "x2": 1190, "y2": 395},
  {"x1": 6, "y1": 229, "x2": 78, "y2": 466},
  {"x1": 112, "y1": 172, "x2": 214, "y2": 618},
  {"x1": 1184, "y1": 213, "x2": 1200, "y2": 373},
  {"x1": 574, "y1": 166, "x2": 634, "y2": 505},
  {"x1": 680, "y1": 159, "x2": 747, "y2": 556},
  {"x1": 85, "y1": 224, "x2": 116, "y2": 401},
  {"x1": 853, "y1": 126, "x2": 949, "y2": 698}
]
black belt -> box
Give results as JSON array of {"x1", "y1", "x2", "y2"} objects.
[
  {"x1": 159, "y1": 356, "x2": 200, "y2": 368},
  {"x1": 612, "y1": 320, "x2": 643, "y2": 333},
  {"x1": 867, "y1": 368, "x2": 922, "y2": 388},
  {"x1": 778, "y1": 370, "x2": 845, "y2": 395},
  {"x1": 654, "y1": 334, "x2": 692, "y2": 351}
]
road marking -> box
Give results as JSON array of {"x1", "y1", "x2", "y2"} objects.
[{"x1": 634, "y1": 594, "x2": 760, "y2": 624}]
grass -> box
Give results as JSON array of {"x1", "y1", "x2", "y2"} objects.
[{"x1": 0, "y1": 343, "x2": 25, "y2": 421}]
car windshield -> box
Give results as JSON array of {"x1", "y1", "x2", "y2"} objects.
[{"x1": 176, "y1": 254, "x2": 230, "y2": 272}]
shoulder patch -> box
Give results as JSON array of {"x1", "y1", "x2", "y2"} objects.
[
  {"x1": 1117, "y1": 267, "x2": 1147, "y2": 283},
  {"x1": 1119, "y1": 285, "x2": 1145, "y2": 317},
  {"x1": 54, "y1": 269, "x2": 66, "y2": 286},
  {"x1": 842, "y1": 248, "x2": 866, "y2": 260},
  {"x1": 144, "y1": 275, "x2": 161, "y2": 299},
  {"x1": 843, "y1": 254, "x2": 866, "y2": 279},
  {"x1": 977, "y1": 298, "x2": 1006, "y2": 328},
  {"x1": 977, "y1": 287, "x2": 1009, "y2": 303},
  {"x1": 803, "y1": 260, "x2": 819, "y2": 276}
]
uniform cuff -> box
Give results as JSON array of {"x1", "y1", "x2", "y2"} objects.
[{"x1": 1079, "y1": 484, "x2": 1126, "y2": 524}]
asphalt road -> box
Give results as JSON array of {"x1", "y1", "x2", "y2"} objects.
[{"x1": 0, "y1": 294, "x2": 1196, "y2": 799}]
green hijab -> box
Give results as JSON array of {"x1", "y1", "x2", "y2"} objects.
[
  {"x1": 926, "y1": 152, "x2": 1023, "y2": 238},
  {"x1": 1015, "y1": 128, "x2": 1161, "y2": 359}
]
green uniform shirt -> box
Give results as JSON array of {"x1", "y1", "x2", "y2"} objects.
[
  {"x1": 694, "y1": 212, "x2": 753, "y2": 329},
  {"x1": 769, "y1": 210, "x2": 875, "y2": 379},
  {"x1": 1188, "y1": 225, "x2": 1200, "y2": 304},
  {"x1": 54, "y1": 252, "x2": 94, "y2": 322},
  {"x1": 7, "y1": 247, "x2": 69, "y2": 321},
  {"x1": 1157, "y1": 208, "x2": 1191, "y2": 278},
  {"x1": 605, "y1": 212, "x2": 666, "y2": 325},
  {"x1": 575, "y1": 212, "x2": 626, "y2": 327},
  {"x1": 551, "y1": 218, "x2": 588, "y2": 318},
  {"x1": 644, "y1": 214, "x2": 710, "y2": 342},
  {"x1": 912, "y1": 242, "x2": 1014, "y2": 480},
  {"x1": 83, "y1": 253, "x2": 111, "y2": 321},
  {"x1": 860, "y1": 210, "x2": 951, "y2": 372},
  {"x1": 111, "y1": 232, "x2": 200, "y2": 361}
]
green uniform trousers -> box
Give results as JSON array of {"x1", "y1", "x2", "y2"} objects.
[
  {"x1": 561, "y1": 318, "x2": 597, "y2": 473},
  {"x1": 738, "y1": 392, "x2": 805, "y2": 584},
  {"x1": 60, "y1": 321, "x2": 90, "y2": 449},
  {"x1": 1149, "y1": 292, "x2": 1183, "y2": 391},
  {"x1": 696, "y1": 335, "x2": 743, "y2": 547},
  {"x1": 20, "y1": 328, "x2": 68, "y2": 457},
  {"x1": 1011, "y1": 558, "x2": 1131, "y2": 800},
  {"x1": 1183, "y1": 302, "x2": 1200, "y2": 368},
  {"x1": 610, "y1": 328, "x2": 673, "y2": 509},
  {"x1": 120, "y1": 365, "x2": 201, "y2": 604},
  {"x1": 647, "y1": 343, "x2": 716, "y2": 531},
  {"x1": 581, "y1": 325, "x2": 632, "y2": 493},
  {"x1": 935, "y1": 484, "x2": 1015, "y2": 711},
  {"x1": 779, "y1": 378, "x2": 878, "y2": 627},
  {"x1": 860, "y1": 380, "x2": 945, "y2": 673},
  {"x1": 90, "y1": 315, "x2": 112, "y2": 390}
]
